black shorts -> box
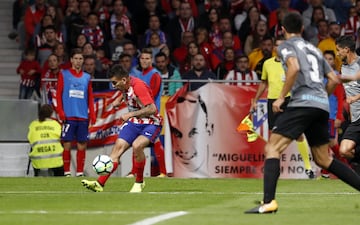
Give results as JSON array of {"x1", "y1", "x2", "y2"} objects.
[
  {"x1": 272, "y1": 107, "x2": 329, "y2": 147},
  {"x1": 341, "y1": 118, "x2": 360, "y2": 145},
  {"x1": 267, "y1": 97, "x2": 291, "y2": 129}
]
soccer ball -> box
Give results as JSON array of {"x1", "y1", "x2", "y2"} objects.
[{"x1": 92, "y1": 155, "x2": 114, "y2": 175}]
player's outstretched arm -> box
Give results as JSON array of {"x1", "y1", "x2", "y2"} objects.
[
  {"x1": 340, "y1": 71, "x2": 360, "y2": 82},
  {"x1": 325, "y1": 71, "x2": 341, "y2": 95}
]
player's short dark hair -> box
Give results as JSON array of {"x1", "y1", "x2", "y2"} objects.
[
  {"x1": 43, "y1": 25, "x2": 56, "y2": 32},
  {"x1": 119, "y1": 53, "x2": 132, "y2": 60},
  {"x1": 115, "y1": 22, "x2": 125, "y2": 30},
  {"x1": 70, "y1": 48, "x2": 83, "y2": 58},
  {"x1": 316, "y1": 19, "x2": 328, "y2": 28},
  {"x1": 323, "y1": 50, "x2": 335, "y2": 58},
  {"x1": 47, "y1": 53, "x2": 58, "y2": 61},
  {"x1": 235, "y1": 54, "x2": 249, "y2": 62},
  {"x1": 24, "y1": 47, "x2": 36, "y2": 56},
  {"x1": 282, "y1": 12, "x2": 303, "y2": 34},
  {"x1": 141, "y1": 47, "x2": 153, "y2": 55},
  {"x1": 108, "y1": 64, "x2": 129, "y2": 79},
  {"x1": 149, "y1": 14, "x2": 160, "y2": 21},
  {"x1": 262, "y1": 34, "x2": 274, "y2": 43},
  {"x1": 38, "y1": 104, "x2": 53, "y2": 122},
  {"x1": 84, "y1": 54, "x2": 96, "y2": 62},
  {"x1": 335, "y1": 35, "x2": 356, "y2": 52},
  {"x1": 155, "y1": 51, "x2": 167, "y2": 59},
  {"x1": 87, "y1": 11, "x2": 98, "y2": 18}
]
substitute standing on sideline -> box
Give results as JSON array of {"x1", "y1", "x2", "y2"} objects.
[{"x1": 56, "y1": 48, "x2": 96, "y2": 177}]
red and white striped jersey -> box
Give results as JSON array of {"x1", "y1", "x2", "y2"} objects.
[
  {"x1": 344, "y1": 15, "x2": 360, "y2": 37},
  {"x1": 224, "y1": 69, "x2": 259, "y2": 86},
  {"x1": 122, "y1": 77, "x2": 163, "y2": 126}
]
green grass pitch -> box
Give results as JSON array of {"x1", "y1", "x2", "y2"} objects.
[{"x1": 0, "y1": 177, "x2": 359, "y2": 225}]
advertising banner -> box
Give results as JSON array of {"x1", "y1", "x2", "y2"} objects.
[{"x1": 165, "y1": 83, "x2": 318, "y2": 178}]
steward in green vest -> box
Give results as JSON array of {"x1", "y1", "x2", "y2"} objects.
[{"x1": 27, "y1": 104, "x2": 64, "y2": 176}]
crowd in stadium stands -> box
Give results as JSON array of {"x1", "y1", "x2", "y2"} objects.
[{"x1": 10, "y1": 0, "x2": 358, "y2": 99}]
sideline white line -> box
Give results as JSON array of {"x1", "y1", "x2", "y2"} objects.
[
  {"x1": 147, "y1": 192, "x2": 358, "y2": 195},
  {"x1": 0, "y1": 191, "x2": 357, "y2": 195},
  {"x1": 129, "y1": 211, "x2": 188, "y2": 225},
  {"x1": 0, "y1": 210, "x2": 161, "y2": 215}
]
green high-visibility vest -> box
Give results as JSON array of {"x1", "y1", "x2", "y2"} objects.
[{"x1": 27, "y1": 119, "x2": 64, "y2": 169}]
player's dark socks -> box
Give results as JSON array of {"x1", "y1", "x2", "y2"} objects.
[
  {"x1": 263, "y1": 158, "x2": 280, "y2": 203},
  {"x1": 327, "y1": 158, "x2": 360, "y2": 190}
]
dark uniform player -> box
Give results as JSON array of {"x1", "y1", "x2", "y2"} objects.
[{"x1": 245, "y1": 12, "x2": 360, "y2": 214}]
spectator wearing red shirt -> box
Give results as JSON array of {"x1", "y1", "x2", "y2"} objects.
[
  {"x1": 268, "y1": 0, "x2": 298, "y2": 29},
  {"x1": 213, "y1": 16, "x2": 241, "y2": 50},
  {"x1": 24, "y1": 0, "x2": 46, "y2": 47},
  {"x1": 41, "y1": 54, "x2": 61, "y2": 103},
  {"x1": 178, "y1": 41, "x2": 201, "y2": 75},
  {"x1": 42, "y1": 42, "x2": 71, "y2": 74},
  {"x1": 161, "y1": 0, "x2": 198, "y2": 18},
  {"x1": 195, "y1": 27, "x2": 213, "y2": 68},
  {"x1": 17, "y1": 48, "x2": 41, "y2": 99},
  {"x1": 96, "y1": 48, "x2": 113, "y2": 74},
  {"x1": 173, "y1": 31, "x2": 195, "y2": 67},
  {"x1": 209, "y1": 31, "x2": 242, "y2": 71}
]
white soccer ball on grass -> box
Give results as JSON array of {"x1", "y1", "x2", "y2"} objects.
[{"x1": 92, "y1": 155, "x2": 114, "y2": 175}]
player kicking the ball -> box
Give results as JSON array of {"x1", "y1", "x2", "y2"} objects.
[
  {"x1": 81, "y1": 64, "x2": 162, "y2": 192},
  {"x1": 245, "y1": 12, "x2": 360, "y2": 213}
]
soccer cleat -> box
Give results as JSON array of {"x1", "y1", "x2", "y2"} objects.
[
  {"x1": 76, "y1": 173, "x2": 84, "y2": 177},
  {"x1": 317, "y1": 174, "x2": 330, "y2": 180},
  {"x1": 305, "y1": 169, "x2": 315, "y2": 179},
  {"x1": 244, "y1": 200, "x2": 278, "y2": 214},
  {"x1": 157, "y1": 173, "x2": 167, "y2": 178},
  {"x1": 81, "y1": 180, "x2": 103, "y2": 192},
  {"x1": 125, "y1": 173, "x2": 135, "y2": 178},
  {"x1": 64, "y1": 172, "x2": 71, "y2": 177},
  {"x1": 129, "y1": 182, "x2": 145, "y2": 193}
]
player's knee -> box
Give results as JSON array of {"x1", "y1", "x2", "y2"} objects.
[
  {"x1": 110, "y1": 148, "x2": 123, "y2": 159},
  {"x1": 314, "y1": 158, "x2": 329, "y2": 169},
  {"x1": 132, "y1": 142, "x2": 143, "y2": 154},
  {"x1": 264, "y1": 143, "x2": 281, "y2": 157},
  {"x1": 110, "y1": 143, "x2": 126, "y2": 159}
]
